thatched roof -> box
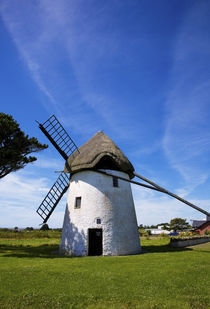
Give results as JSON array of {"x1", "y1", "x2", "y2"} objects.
[{"x1": 65, "y1": 131, "x2": 134, "y2": 178}]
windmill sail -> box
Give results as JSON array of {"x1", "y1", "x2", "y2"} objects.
[
  {"x1": 38, "y1": 114, "x2": 79, "y2": 160},
  {"x1": 37, "y1": 172, "x2": 69, "y2": 223},
  {"x1": 36, "y1": 115, "x2": 79, "y2": 223}
]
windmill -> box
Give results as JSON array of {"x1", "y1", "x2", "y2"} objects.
[{"x1": 36, "y1": 115, "x2": 210, "y2": 256}]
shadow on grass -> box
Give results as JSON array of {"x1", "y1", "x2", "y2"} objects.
[
  {"x1": 0, "y1": 244, "x2": 63, "y2": 258},
  {"x1": 1, "y1": 242, "x2": 208, "y2": 258},
  {"x1": 142, "y1": 244, "x2": 210, "y2": 254},
  {"x1": 142, "y1": 244, "x2": 192, "y2": 253}
]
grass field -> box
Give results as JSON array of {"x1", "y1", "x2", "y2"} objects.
[{"x1": 0, "y1": 232, "x2": 209, "y2": 309}]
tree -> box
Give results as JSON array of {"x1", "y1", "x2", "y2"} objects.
[
  {"x1": 40, "y1": 223, "x2": 50, "y2": 230},
  {"x1": 169, "y1": 218, "x2": 191, "y2": 232},
  {"x1": 150, "y1": 224, "x2": 158, "y2": 229},
  {"x1": 25, "y1": 227, "x2": 34, "y2": 231},
  {"x1": 158, "y1": 222, "x2": 169, "y2": 230},
  {"x1": 0, "y1": 113, "x2": 48, "y2": 178}
]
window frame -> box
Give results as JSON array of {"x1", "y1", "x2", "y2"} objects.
[
  {"x1": 112, "y1": 176, "x2": 119, "y2": 187},
  {"x1": 74, "y1": 196, "x2": 82, "y2": 209},
  {"x1": 96, "y1": 218, "x2": 101, "y2": 224}
]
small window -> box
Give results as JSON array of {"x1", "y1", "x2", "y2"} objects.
[
  {"x1": 112, "y1": 176, "x2": 118, "y2": 187},
  {"x1": 75, "y1": 197, "x2": 81, "y2": 209},
  {"x1": 96, "y1": 218, "x2": 101, "y2": 224}
]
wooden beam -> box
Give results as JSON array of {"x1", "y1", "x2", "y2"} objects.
[
  {"x1": 134, "y1": 172, "x2": 210, "y2": 217},
  {"x1": 95, "y1": 170, "x2": 163, "y2": 192}
]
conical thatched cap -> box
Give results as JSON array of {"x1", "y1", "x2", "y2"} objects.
[{"x1": 65, "y1": 131, "x2": 134, "y2": 178}]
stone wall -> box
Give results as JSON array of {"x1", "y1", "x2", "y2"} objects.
[{"x1": 170, "y1": 237, "x2": 210, "y2": 248}]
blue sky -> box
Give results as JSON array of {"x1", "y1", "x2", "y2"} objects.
[{"x1": 0, "y1": 0, "x2": 210, "y2": 228}]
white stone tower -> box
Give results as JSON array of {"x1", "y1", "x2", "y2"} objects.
[{"x1": 60, "y1": 132, "x2": 141, "y2": 256}]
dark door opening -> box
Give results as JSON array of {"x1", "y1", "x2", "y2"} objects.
[{"x1": 88, "y1": 229, "x2": 103, "y2": 256}]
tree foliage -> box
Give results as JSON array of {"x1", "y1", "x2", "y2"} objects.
[
  {"x1": 40, "y1": 224, "x2": 50, "y2": 231},
  {"x1": 169, "y1": 218, "x2": 191, "y2": 232},
  {"x1": 0, "y1": 113, "x2": 48, "y2": 178}
]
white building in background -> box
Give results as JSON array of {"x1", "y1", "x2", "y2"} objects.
[
  {"x1": 146, "y1": 229, "x2": 171, "y2": 235},
  {"x1": 60, "y1": 132, "x2": 141, "y2": 256},
  {"x1": 157, "y1": 224, "x2": 170, "y2": 230}
]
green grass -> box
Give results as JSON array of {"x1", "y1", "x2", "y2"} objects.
[
  {"x1": 0, "y1": 234, "x2": 209, "y2": 309},
  {"x1": 0, "y1": 229, "x2": 61, "y2": 239}
]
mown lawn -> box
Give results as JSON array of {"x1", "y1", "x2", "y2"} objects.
[{"x1": 0, "y1": 234, "x2": 209, "y2": 309}]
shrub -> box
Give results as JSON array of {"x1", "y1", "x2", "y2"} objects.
[
  {"x1": 138, "y1": 229, "x2": 151, "y2": 237},
  {"x1": 25, "y1": 227, "x2": 34, "y2": 231},
  {"x1": 178, "y1": 231, "x2": 197, "y2": 238},
  {"x1": 204, "y1": 229, "x2": 210, "y2": 235},
  {"x1": 159, "y1": 232, "x2": 169, "y2": 237},
  {"x1": 40, "y1": 224, "x2": 50, "y2": 231}
]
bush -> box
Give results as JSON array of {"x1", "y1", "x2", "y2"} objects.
[
  {"x1": 159, "y1": 232, "x2": 169, "y2": 237},
  {"x1": 40, "y1": 224, "x2": 50, "y2": 231},
  {"x1": 178, "y1": 231, "x2": 199, "y2": 238},
  {"x1": 204, "y1": 229, "x2": 210, "y2": 235},
  {"x1": 25, "y1": 227, "x2": 34, "y2": 231},
  {"x1": 139, "y1": 229, "x2": 152, "y2": 237}
]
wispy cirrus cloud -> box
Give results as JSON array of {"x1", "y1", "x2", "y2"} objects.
[
  {"x1": 1, "y1": 1, "x2": 210, "y2": 227},
  {"x1": 0, "y1": 0, "x2": 140, "y2": 139},
  {"x1": 132, "y1": 184, "x2": 210, "y2": 225},
  {"x1": 163, "y1": 1, "x2": 210, "y2": 194}
]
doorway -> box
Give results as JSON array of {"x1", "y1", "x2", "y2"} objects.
[{"x1": 88, "y1": 229, "x2": 103, "y2": 256}]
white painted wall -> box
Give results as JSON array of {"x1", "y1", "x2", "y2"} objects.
[{"x1": 60, "y1": 169, "x2": 141, "y2": 256}]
